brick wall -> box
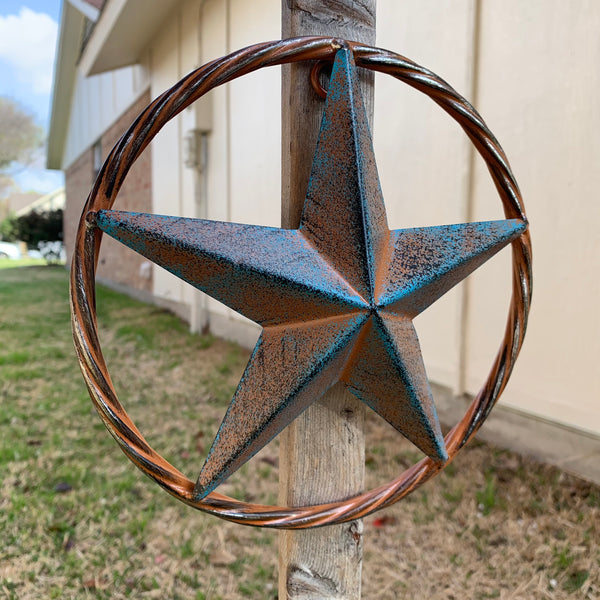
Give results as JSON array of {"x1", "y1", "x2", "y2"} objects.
[{"x1": 64, "y1": 91, "x2": 153, "y2": 295}]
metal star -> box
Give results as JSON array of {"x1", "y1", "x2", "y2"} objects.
[{"x1": 94, "y1": 47, "x2": 526, "y2": 500}]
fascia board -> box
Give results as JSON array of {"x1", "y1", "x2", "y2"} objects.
[{"x1": 47, "y1": 2, "x2": 86, "y2": 169}]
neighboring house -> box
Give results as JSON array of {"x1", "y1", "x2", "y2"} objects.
[
  {"x1": 2, "y1": 191, "x2": 43, "y2": 219},
  {"x1": 14, "y1": 187, "x2": 65, "y2": 217},
  {"x1": 47, "y1": 0, "x2": 600, "y2": 481}
]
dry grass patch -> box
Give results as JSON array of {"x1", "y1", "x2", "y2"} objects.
[{"x1": 0, "y1": 266, "x2": 598, "y2": 599}]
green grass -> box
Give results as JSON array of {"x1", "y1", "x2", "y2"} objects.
[
  {"x1": 476, "y1": 470, "x2": 502, "y2": 516},
  {"x1": 0, "y1": 265, "x2": 267, "y2": 599},
  {"x1": 1, "y1": 265, "x2": 599, "y2": 600},
  {"x1": 0, "y1": 257, "x2": 48, "y2": 270}
]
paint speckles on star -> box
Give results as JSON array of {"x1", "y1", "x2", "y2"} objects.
[{"x1": 94, "y1": 47, "x2": 526, "y2": 500}]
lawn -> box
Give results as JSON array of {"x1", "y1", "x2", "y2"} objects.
[
  {"x1": 0, "y1": 265, "x2": 598, "y2": 599},
  {"x1": 0, "y1": 257, "x2": 46, "y2": 270}
]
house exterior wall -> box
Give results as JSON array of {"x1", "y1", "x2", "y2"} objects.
[
  {"x1": 376, "y1": 1, "x2": 600, "y2": 444},
  {"x1": 147, "y1": 0, "x2": 280, "y2": 344},
  {"x1": 463, "y1": 0, "x2": 600, "y2": 436},
  {"x1": 58, "y1": 0, "x2": 599, "y2": 461},
  {"x1": 64, "y1": 91, "x2": 153, "y2": 293},
  {"x1": 63, "y1": 148, "x2": 92, "y2": 266},
  {"x1": 62, "y1": 25, "x2": 153, "y2": 295},
  {"x1": 375, "y1": 0, "x2": 478, "y2": 393}
]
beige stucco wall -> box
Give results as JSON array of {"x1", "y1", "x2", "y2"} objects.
[
  {"x1": 375, "y1": 0, "x2": 478, "y2": 392},
  {"x1": 375, "y1": 0, "x2": 600, "y2": 437}
]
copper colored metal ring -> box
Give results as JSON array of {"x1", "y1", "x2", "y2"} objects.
[
  {"x1": 310, "y1": 59, "x2": 333, "y2": 99},
  {"x1": 70, "y1": 37, "x2": 532, "y2": 528}
]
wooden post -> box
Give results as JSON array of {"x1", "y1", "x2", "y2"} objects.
[{"x1": 279, "y1": 2, "x2": 376, "y2": 598}]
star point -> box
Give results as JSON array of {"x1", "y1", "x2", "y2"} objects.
[{"x1": 300, "y1": 46, "x2": 389, "y2": 305}]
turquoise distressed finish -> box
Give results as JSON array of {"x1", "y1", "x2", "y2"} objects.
[{"x1": 94, "y1": 48, "x2": 526, "y2": 500}]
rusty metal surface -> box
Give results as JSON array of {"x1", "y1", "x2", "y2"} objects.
[{"x1": 70, "y1": 37, "x2": 532, "y2": 528}]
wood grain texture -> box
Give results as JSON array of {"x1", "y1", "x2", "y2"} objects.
[
  {"x1": 279, "y1": 386, "x2": 365, "y2": 599},
  {"x1": 279, "y1": 1, "x2": 376, "y2": 598}
]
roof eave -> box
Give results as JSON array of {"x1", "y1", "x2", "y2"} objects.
[
  {"x1": 47, "y1": 1, "x2": 87, "y2": 170},
  {"x1": 79, "y1": 0, "x2": 180, "y2": 76}
]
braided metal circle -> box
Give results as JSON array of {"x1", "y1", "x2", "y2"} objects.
[{"x1": 70, "y1": 37, "x2": 532, "y2": 528}]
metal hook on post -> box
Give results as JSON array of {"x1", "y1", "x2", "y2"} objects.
[{"x1": 310, "y1": 60, "x2": 334, "y2": 99}]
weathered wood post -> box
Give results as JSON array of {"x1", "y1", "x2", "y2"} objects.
[{"x1": 279, "y1": 2, "x2": 376, "y2": 598}]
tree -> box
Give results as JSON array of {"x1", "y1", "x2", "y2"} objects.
[
  {"x1": 0, "y1": 97, "x2": 58, "y2": 260},
  {"x1": 12, "y1": 208, "x2": 63, "y2": 249},
  {"x1": 0, "y1": 210, "x2": 18, "y2": 241},
  {"x1": 0, "y1": 208, "x2": 64, "y2": 263},
  {"x1": 0, "y1": 97, "x2": 44, "y2": 175}
]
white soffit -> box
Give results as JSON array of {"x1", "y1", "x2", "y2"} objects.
[{"x1": 79, "y1": 0, "x2": 181, "y2": 75}]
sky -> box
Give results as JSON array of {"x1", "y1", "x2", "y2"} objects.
[{"x1": 0, "y1": 0, "x2": 64, "y2": 194}]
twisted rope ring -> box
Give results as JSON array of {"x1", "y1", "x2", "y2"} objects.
[{"x1": 71, "y1": 37, "x2": 532, "y2": 528}]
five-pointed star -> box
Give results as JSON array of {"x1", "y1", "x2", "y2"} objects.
[{"x1": 94, "y1": 47, "x2": 526, "y2": 500}]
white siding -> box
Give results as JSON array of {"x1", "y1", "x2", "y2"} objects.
[{"x1": 63, "y1": 61, "x2": 149, "y2": 168}]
